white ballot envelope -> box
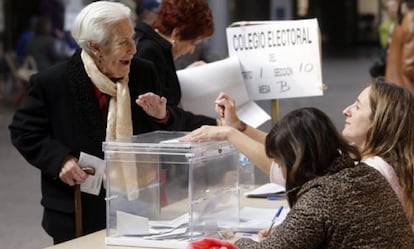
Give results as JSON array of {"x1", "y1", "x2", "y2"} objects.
[
  {"x1": 177, "y1": 57, "x2": 270, "y2": 128},
  {"x1": 78, "y1": 152, "x2": 105, "y2": 195}
]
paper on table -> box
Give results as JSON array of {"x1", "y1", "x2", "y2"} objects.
[
  {"x1": 235, "y1": 219, "x2": 272, "y2": 232},
  {"x1": 177, "y1": 57, "x2": 270, "y2": 128},
  {"x1": 144, "y1": 227, "x2": 189, "y2": 240},
  {"x1": 117, "y1": 211, "x2": 150, "y2": 235},
  {"x1": 117, "y1": 212, "x2": 189, "y2": 236},
  {"x1": 235, "y1": 206, "x2": 289, "y2": 232},
  {"x1": 78, "y1": 152, "x2": 105, "y2": 195},
  {"x1": 148, "y1": 213, "x2": 189, "y2": 228},
  {"x1": 244, "y1": 183, "x2": 286, "y2": 198},
  {"x1": 240, "y1": 207, "x2": 276, "y2": 221}
]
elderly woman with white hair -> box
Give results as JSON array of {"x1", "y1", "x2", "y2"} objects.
[{"x1": 9, "y1": 1, "x2": 183, "y2": 244}]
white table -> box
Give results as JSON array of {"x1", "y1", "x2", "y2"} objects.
[{"x1": 45, "y1": 188, "x2": 287, "y2": 249}]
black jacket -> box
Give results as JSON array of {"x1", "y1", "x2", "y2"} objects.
[
  {"x1": 135, "y1": 22, "x2": 216, "y2": 130},
  {"x1": 9, "y1": 49, "x2": 185, "y2": 239}
]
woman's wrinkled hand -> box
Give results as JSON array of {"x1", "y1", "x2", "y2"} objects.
[
  {"x1": 59, "y1": 156, "x2": 87, "y2": 186},
  {"x1": 136, "y1": 92, "x2": 167, "y2": 119}
]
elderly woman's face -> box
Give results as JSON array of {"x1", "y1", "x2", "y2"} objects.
[{"x1": 97, "y1": 18, "x2": 136, "y2": 79}]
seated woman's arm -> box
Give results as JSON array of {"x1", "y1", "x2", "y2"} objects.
[{"x1": 180, "y1": 125, "x2": 272, "y2": 175}]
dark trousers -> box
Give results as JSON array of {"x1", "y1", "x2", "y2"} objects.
[{"x1": 42, "y1": 192, "x2": 106, "y2": 244}]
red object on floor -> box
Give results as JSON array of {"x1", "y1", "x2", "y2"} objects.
[{"x1": 187, "y1": 238, "x2": 237, "y2": 249}]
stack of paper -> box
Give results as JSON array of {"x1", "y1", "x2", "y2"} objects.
[
  {"x1": 233, "y1": 206, "x2": 289, "y2": 232},
  {"x1": 243, "y1": 183, "x2": 286, "y2": 198}
]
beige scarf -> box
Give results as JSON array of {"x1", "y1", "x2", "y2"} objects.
[
  {"x1": 81, "y1": 50, "x2": 132, "y2": 141},
  {"x1": 81, "y1": 50, "x2": 139, "y2": 200}
]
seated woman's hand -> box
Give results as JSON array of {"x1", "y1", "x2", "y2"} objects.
[
  {"x1": 136, "y1": 92, "x2": 167, "y2": 119},
  {"x1": 258, "y1": 227, "x2": 272, "y2": 241}
]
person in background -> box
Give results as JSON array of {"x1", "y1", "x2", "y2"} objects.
[
  {"x1": 180, "y1": 79, "x2": 414, "y2": 229},
  {"x1": 23, "y1": 16, "x2": 70, "y2": 71},
  {"x1": 174, "y1": 39, "x2": 222, "y2": 70},
  {"x1": 136, "y1": 0, "x2": 161, "y2": 25},
  {"x1": 379, "y1": 0, "x2": 399, "y2": 48},
  {"x1": 386, "y1": 0, "x2": 414, "y2": 93},
  {"x1": 15, "y1": 16, "x2": 37, "y2": 66},
  {"x1": 9, "y1": 1, "x2": 185, "y2": 244},
  {"x1": 369, "y1": 0, "x2": 399, "y2": 77},
  {"x1": 134, "y1": 0, "x2": 217, "y2": 130},
  {"x1": 190, "y1": 107, "x2": 414, "y2": 248},
  {"x1": 39, "y1": 0, "x2": 65, "y2": 38}
]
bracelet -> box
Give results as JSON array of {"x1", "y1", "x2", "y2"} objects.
[{"x1": 237, "y1": 120, "x2": 247, "y2": 132}]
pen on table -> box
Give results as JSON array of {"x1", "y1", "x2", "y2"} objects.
[
  {"x1": 267, "y1": 196, "x2": 281, "y2": 201},
  {"x1": 265, "y1": 206, "x2": 284, "y2": 237}
]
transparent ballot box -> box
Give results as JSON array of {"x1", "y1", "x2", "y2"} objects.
[{"x1": 103, "y1": 131, "x2": 240, "y2": 248}]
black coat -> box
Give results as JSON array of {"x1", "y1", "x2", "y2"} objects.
[
  {"x1": 135, "y1": 22, "x2": 216, "y2": 130},
  {"x1": 9, "y1": 50, "x2": 184, "y2": 240}
]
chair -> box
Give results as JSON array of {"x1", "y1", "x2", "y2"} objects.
[{"x1": 3, "y1": 51, "x2": 37, "y2": 106}]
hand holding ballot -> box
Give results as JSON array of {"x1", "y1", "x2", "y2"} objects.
[
  {"x1": 177, "y1": 57, "x2": 270, "y2": 128},
  {"x1": 215, "y1": 92, "x2": 241, "y2": 128},
  {"x1": 179, "y1": 91, "x2": 275, "y2": 178}
]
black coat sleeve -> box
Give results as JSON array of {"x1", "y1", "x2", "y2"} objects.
[
  {"x1": 167, "y1": 105, "x2": 217, "y2": 131},
  {"x1": 9, "y1": 72, "x2": 72, "y2": 178}
]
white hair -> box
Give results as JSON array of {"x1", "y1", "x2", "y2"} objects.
[{"x1": 71, "y1": 1, "x2": 132, "y2": 53}]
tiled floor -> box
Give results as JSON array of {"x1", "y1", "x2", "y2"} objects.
[{"x1": 0, "y1": 46, "x2": 376, "y2": 249}]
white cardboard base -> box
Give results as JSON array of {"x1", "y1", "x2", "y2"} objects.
[{"x1": 105, "y1": 236, "x2": 189, "y2": 249}]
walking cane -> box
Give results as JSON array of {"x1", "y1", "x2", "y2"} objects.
[{"x1": 74, "y1": 167, "x2": 96, "y2": 238}]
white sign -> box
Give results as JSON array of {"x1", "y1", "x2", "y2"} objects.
[{"x1": 226, "y1": 18, "x2": 323, "y2": 100}]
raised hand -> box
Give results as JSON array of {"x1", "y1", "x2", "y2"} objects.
[
  {"x1": 215, "y1": 92, "x2": 240, "y2": 128},
  {"x1": 136, "y1": 92, "x2": 167, "y2": 119}
]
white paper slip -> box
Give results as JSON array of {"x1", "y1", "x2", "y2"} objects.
[
  {"x1": 240, "y1": 206, "x2": 276, "y2": 221},
  {"x1": 240, "y1": 206, "x2": 289, "y2": 222},
  {"x1": 117, "y1": 211, "x2": 150, "y2": 236},
  {"x1": 244, "y1": 183, "x2": 286, "y2": 198},
  {"x1": 234, "y1": 219, "x2": 272, "y2": 233},
  {"x1": 78, "y1": 152, "x2": 105, "y2": 195},
  {"x1": 236, "y1": 206, "x2": 289, "y2": 232},
  {"x1": 149, "y1": 213, "x2": 189, "y2": 228}
]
